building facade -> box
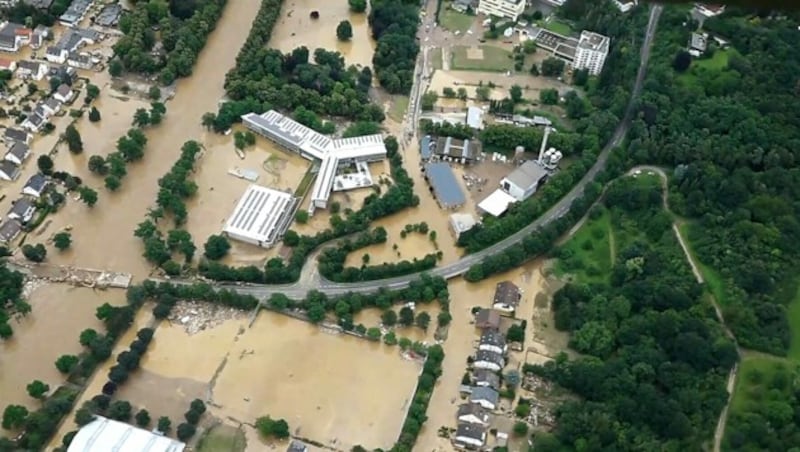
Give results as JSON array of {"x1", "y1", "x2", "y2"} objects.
[
  {"x1": 574, "y1": 31, "x2": 610, "y2": 75},
  {"x1": 476, "y1": 0, "x2": 525, "y2": 21}
]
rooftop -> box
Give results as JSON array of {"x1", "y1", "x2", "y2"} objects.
[
  {"x1": 473, "y1": 369, "x2": 501, "y2": 387},
  {"x1": 475, "y1": 349, "x2": 505, "y2": 364},
  {"x1": 480, "y1": 330, "x2": 506, "y2": 348},
  {"x1": 424, "y1": 162, "x2": 466, "y2": 208},
  {"x1": 434, "y1": 136, "x2": 481, "y2": 161},
  {"x1": 420, "y1": 135, "x2": 433, "y2": 160},
  {"x1": 223, "y1": 184, "x2": 296, "y2": 246},
  {"x1": 578, "y1": 30, "x2": 610, "y2": 52},
  {"x1": 8, "y1": 197, "x2": 33, "y2": 218},
  {"x1": 0, "y1": 219, "x2": 21, "y2": 243},
  {"x1": 475, "y1": 308, "x2": 501, "y2": 328},
  {"x1": 0, "y1": 160, "x2": 19, "y2": 178},
  {"x1": 24, "y1": 173, "x2": 48, "y2": 192},
  {"x1": 450, "y1": 212, "x2": 477, "y2": 235},
  {"x1": 455, "y1": 422, "x2": 487, "y2": 440},
  {"x1": 6, "y1": 142, "x2": 29, "y2": 159},
  {"x1": 504, "y1": 160, "x2": 549, "y2": 190},
  {"x1": 466, "y1": 106, "x2": 484, "y2": 129},
  {"x1": 457, "y1": 403, "x2": 489, "y2": 419},
  {"x1": 96, "y1": 3, "x2": 123, "y2": 27},
  {"x1": 478, "y1": 188, "x2": 517, "y2": 217},
  {"x1": 494, "y1": 280, "x2": 521, "y2": 306},
  {"x1": 470, "y1": 386, "x2": 499, "y2": 404},
  {"x1": 67, "y1": 416, "x2": 185, "y2": 452},
  {"x1": 4, "y1": 128, "x2": 29, "y2": 142}
]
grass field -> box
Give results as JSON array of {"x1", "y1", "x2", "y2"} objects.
[
  {"x1": 555, "y1": 207, "x2": 613, "y2": 284},
  {"x1": 695, "y1": 49, "x2": 732, "y2": 71},
  {"x1": 197, "y1": 424, "x2": 247, "y2": 452},
  {"x1": 540, "y1": 19, "x2": 573, "y2": 36},
  {"x1": 440, "y1": 8, "x2": 474, "y2": 33},
  {"x1": 388, "y1": 96, "x2": 409, "y2": 122},
  {"x1": 451, "y1": 45, "x2": 513, "y2": 72},
  {"x1": 730, "y1": 353, "x2": 794, "y2": 414},
  {"x1": 430, "y1": 47, "x2": 443, "y2": 70}
]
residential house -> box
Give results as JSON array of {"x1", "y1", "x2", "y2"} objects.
[
  {"x1": 452, "y1": 0, "x2": 472, "y2": 13},
  {"x1": 42, "y1": 97, "x2": 61, "y2": 115},
  {"x1": 4, "y1": 142, "x2": 30, "y2": 165},
  {"x1": 7, "y1": 197, "x2": 35, "y2": 223},
  {"x1": 479, "y1": 330, "x2": 507, "y2": 355},
  {"x1": 22, "y1": 0, "x2": 55, "y2": 9},
  {"x1": 50, "y1": 66, "x2": 78, "y2": 84},
  {"x1": 472, "y1": 369, "x2": 500, "y2": 389},
  {"x1": 453, "y1": 422, "x2": 487, "y2": 449},
  {"x1": 492, "y1": 280, "x2": 521, "y2": 312},
  {"x1": 4, "y1": 128, "x2": 31, "y2": 145},
  {"x1": 53, "y1": 84, "x2": 74, "y2": 103},
  {"x1": 96, "y1": 3, "x2": 123, "y2": 27},
  {"x1": 22, "y1": 173, "x2": 49, "y2": 198},
  {"x1": 287, "y1": 441, "x2": 308, "y2": 452},
  {"x1": 30, "y1": 25, "x2": 50, "y2": 49},
  {"x1": 457, "y1": 403, "x2": 490, "y2": 426},
  {"x1": 16, "y1": 60, "x2": 48, "y2": 81},
  {"x1": 22, "y1": 112, "x2": 45, "y2": 133},
  {"x1": 0, "y1": 57, "x2": 16, "y2": 73},
  {"x1": 695, "y1": 3, "x2": 726, "y2": 17},
  {"x1": 474, "y1": 349, "x2": 505, "y2": 372},
  {"x1": 0, "y1": 22, "x2": 32, "y2": 52},
  {"x1": 613, "y1": 0, "x2": 638, "y2": 12},
  {"x1": 475, "y1": 308, "x2": 501, "y2": 330},
  {"x1": 470, "y1": 386, "x2": 499, "y2": 410},
  {"x1": 45, "y1": 46, "x2": 68, "y2": 64},
  {"x1": 689, "y1": 32, "x2": 708, "y2": 57},
  {"x1": 67, "y1": 52, "x2": 93, "y2": 70},
  {"x1": 0, "y1": 219, "x2": 21, "y2": 243},
  {"x1": 59, "y1": 0, "x2": 93, "y2": 26},
  {"x1": 33, "y1": 104, "x2": 49, "y2": 120},
  {"x1": 0, "y1": 160, "x2": 19, "y2": 181}
]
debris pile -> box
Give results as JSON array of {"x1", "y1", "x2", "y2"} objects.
[{"x1": 168, "y1": 301, "x2": 247, "y2": 335}]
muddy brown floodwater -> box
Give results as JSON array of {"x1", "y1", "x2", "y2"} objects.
[
  {"x1": 40, "y1": 0, "x2": 262, "y2": 279},
  {"x1": 0, "y1": 284, "x2": 126, "y2": 437},
  {"x1": 271, "y1": 0, "x2": 376, "y2": 68}
]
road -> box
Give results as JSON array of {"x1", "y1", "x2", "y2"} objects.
[{"x1": 158, "y1": 5, "x2": 663, "y2": 299}]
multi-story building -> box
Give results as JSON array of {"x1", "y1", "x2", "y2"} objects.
[
  {"x1": 574, "y1": 30, "x2": 610, "y2": 75},
  {"x1": 477, "y1": 0, "x2": 525, "y2": 22}
]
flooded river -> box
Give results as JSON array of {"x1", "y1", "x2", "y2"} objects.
[{"x1": 0, "y1": 284, "x2": 126, "y2": 432}]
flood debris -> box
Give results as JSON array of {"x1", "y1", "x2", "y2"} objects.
[{"x1": 168, "y1": 300, "x2": 248, "y2": 335}]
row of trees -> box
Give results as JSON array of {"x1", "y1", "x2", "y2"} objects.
[
  {"x1": 105, "y1": 328, "x2": 155, "y2": 391},
  {"x1": 369, "y1": 0, "x2": 420, "y2": 94},
  {"x1": 111, "y1": 0, "x2": 228, "y2": 84},
  {"x1": 199, "y1": 136, "x2": 419, "y2": 284},
  {"x1": 528, "y1": 175, "x2": 736, "y2": 450},
  {"x1": 394, "y1": 344, "x2": 444, "y2": 449},
  {"x1": 0, "y1": 262, "x2": 25, "y2": 339}
]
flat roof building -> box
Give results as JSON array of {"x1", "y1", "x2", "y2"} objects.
[
  {"x1": 466, "y1": 106, "x2": 484, "y2": 130},
  {"x1": 420, "y1": 135, "x2": 433, "y2": 161},
  {"x1": 575, "y1": 31, "x2": 610, "y2": 75},
  {"x1": 477, "y1": 0, "x2": 525, "y2": 21},
  {"x1": 434, "y1": 136, "x2": 481, "y2": 164},
  {"x1": 450, "y1": 212, "x2": 477, "y2": 238},
  {"x1": 478, "y1": 188, "x2": 518, "y2": 217},
  {"x1": 223, "y1": 184, "x2": 298, "y2": 248},
  {"x1": 501, "y1": 160, "x2": 549, "y2": 202},
  {"x1": 242, "y1": 111, "x2": 386, "y2": 214},
  {"x1": 68, "y1": 416, "x2": 185, "y2": 452},
  {"x1": 424, "y1": 162, "x2": 466, "y2": 210}
]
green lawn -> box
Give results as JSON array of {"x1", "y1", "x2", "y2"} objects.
[
  {"x1": 730, "y1": 353, "x2": 794, "y2": 414},
  {"x1": 695, "y1": 48, "x2": 732, "y2": 71},
  {"x1": 430, "y1": 47, "x2": 442, "y2": 70},
  {"x1": 440, "y1": 7, "x2": 474, "y2": 33},
  {"x1": 451, "y1": 45, "x2": 513, "y2": 72},
  {"x1": 388, "y1": 95, "x2": 409, "y2": 122},
  {"x1": 554, "y1": 207, "x2": 613, "y2": 284},
  {"x1": 197, "y1": 425, "x2": 246, "y2": 452},
  {"x1": 539, "y1": 19, "x2": 573, "y2": 36}
]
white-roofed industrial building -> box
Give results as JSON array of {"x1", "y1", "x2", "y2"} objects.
[
  {"x1": 67, "y1": 416, "x2": 185, "y2": 452},
  {"x1": 242, "y1": 111, "x2": 387, "y2": 215},
  {"x1": 223, "y1": 184, "x2": 298, "y2": 248},
  {"x1": 501, "y1": 161, "x2": 549, "y2": 202},
  {"x1": 478, "y1": 189, "x2": 518, "y2": 217}
]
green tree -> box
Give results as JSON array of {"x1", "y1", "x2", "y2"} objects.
[
  {"x1": 442, "y1": 87, "x2": 456, "y2": 98},
  {"x1": 107, "y1": 400, "x2": 132, "y2": 421},
  {"x1": 79, "y1": 328, "x2": 98, "y2": 347},
  {"x1": 336, "y1": 20, "x2": 353, "y2": 41},
  {"x1": 74, "y1": 407, "x2": 95, "y2": 426},
  {"x1": 381, "y1": 309, "x2": 397, "y2": 326},
  {"x1": 415, "y1": 311, "x2": 431, "y2": 330},
  {"x1": 133, "y1": 108, "x2": 151, "y2": 127},
  {"x1": 540, "y1": 88, "x2": 559, "y2": 105},
  {"x1": 572, "y1": 68, "x2": 589, "y2": 86},
  {"x1": 176, "y1": 423, "x2": 196, "y2": 441},
  {"x1": 523, "y1": 40, "x2": 537, "y2": 54},
  {"x1": 86, "y1": 84, "x2": 100, "y2": 101},
  {"x1": 88, "y1": 106, "x2": 101, "y2": 122},
  {"x1": 148, "y1": 86, "x2": 161, "y2": 100},
  {"x1": 399, "y1": 306, "x2": 414, "y2": 326},
  {"x1": 510, "y1": 84, "x2": 523, "y2": 103},
  {"x1": 203, "y1": 235, "x2": 231, "y2": 260},
  {"x1": 53, "y1": 232, "x2": 72, "y2": 251},
  {"x1": 255, "y1": 416, "x2": 290, "y2": 439},
  {"x1": 421, "y1": 91, "x2": 438, "y2": 111},
  {"x1": 79, "y1": 186, "x2": 98, "y2": 207},
  {"x1": 437, "y1": 311, "x2": 452, "y2": 327},
  {"x1": 37, "y1": 154, "x2": 54, "y2": 175},
  {"x1": 105, "y1": 175, "x2": 121, "y2": 191},
  {"x1": 348, "y1": 0, "x2": 366, "y2": 13},
  {"x1": 157, "y1": 416, "x2": 171, "y2": 434},
  {"x1": 366, "y1": 327, "x2": 382, "y2": 341},
  {"x1": 295, "y1": 210, "x2": 309, "y2": 224},
  {"x1": 2, "y1": 405, "x2": 28, "y2": 429},
  {"x1": 530, "y1": 63, "x2": 539, "y2": 76},
  {"x1": 26, "y1": 380, "x2": 49, "y2": 399},
  {"x1": 476, "y1": 85, "x2": 491, "y2": 101},
  {"x1": 135, "y1": 409, "x2": 151, "y2": 427},
  {"x1": 22, "y1": 243, "x2": 46, "y2": 262},
  {"x1": 541, "y1": 57, "x2": 565, "y2": 77},
  {"x1": 513, "y1": 421, "x2": 529, "y2": 436},
  {"x1": 109, "y1": 59, "x2": 123, "y2": 77},
  {"x1": 55, "y1": 354, "x2": 79, "y2": 374}
]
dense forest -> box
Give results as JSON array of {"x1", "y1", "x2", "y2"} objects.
[
  {"x1": 112, "y1": 0, "x2": 228, "y2": 84},
  {"x1": 628, "y1": 6, "x2": 800, "y2": 356},
  {"x1": 530, "y1": 176, "x2": 735, "y2": 450},
  {"x1": 0, "y1": 261, "x2": 25, "y2": 339},
  {"x1": 456, "y1": 2, "x2": 648, "y2": 253},
  {"x1": 369, "y1": 0, "x2": 420, "y2": 95}
]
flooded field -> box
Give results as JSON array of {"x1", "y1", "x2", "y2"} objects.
[
  {"x1": 0, "y1": 284, "x2": 126, "y2": 421},
  {"x1": 271, "y1": 0, "x2": 376, "y2": 68},
  {"x1": 16, "y1": 0, "x2": 265, "y2": 279},
  {"x1": 184, "y1": 129, "x2": 310, "y2": 259},
  {"x1": 415, "y1": 260, "x2": 568, "y2": 450}
]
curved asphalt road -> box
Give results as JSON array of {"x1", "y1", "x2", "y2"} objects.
[{"x1": 160, "y1": 5, "x2": 663, "y2": 299}]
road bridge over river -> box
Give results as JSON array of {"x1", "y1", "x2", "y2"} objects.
[{"x1": 156, "y1": 5, "x2": 664, "y2": 300}]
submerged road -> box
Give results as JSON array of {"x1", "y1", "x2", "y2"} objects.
[{"x1": 159, "y1": 5, "x2": 663, "y2": 299}]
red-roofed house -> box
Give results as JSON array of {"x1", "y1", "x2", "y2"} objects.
[{"x1": 0, "y1": 58, "x2": 16, "y2": 73}]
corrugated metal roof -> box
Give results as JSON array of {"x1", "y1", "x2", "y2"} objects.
[{"x1": 425, "y1": 162, "x2": 465, "y2": 208}]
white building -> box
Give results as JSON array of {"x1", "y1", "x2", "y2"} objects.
[
  {"x1": 478, "y1": 188, "x2": 518, "y2": 217},
  {"x1": 474, "y1": 349, "x2": 505, "y2": 371},
  {"x1": 16, "y1": 60, "x2": 48, "y2": 81},
  {"x1": 53, "y1": 83, "x2": 74, "y2": 103},
  {"x1": 613, "y1": 0, "x2": 638, "y2": 12},
  {"x1": 500, "y1": 160, "x2": 549, "y2": 202},
  {"x1": 479, "y1": 330, "x2": 507, "y2": 355},
  {"x1": 453, "y1": 422, "x2": 487, "y2": 449},
  {"x1": 457, "y1": 403, "x2": 490, "y2": 425},
  {"x1": 476, "y1": 0, "x2": 525, "y2": 22},
  {"x1": 241, "y1": 111, "x2": 387, "y2": 215},
  {"x1": 695, "y1": 3, "x2": 725, "y2": 17},
  {"x1": 574, "y1": 31, "x2": 610, "y2": 75},
  {"x1": 449, "y1": 212, "x2": 477, "y2": 238},
  {"x1": 68, "y1": 416, "x2": 185, "y2": 452},
  {"x1": 465, "y1": 106, "x2": 484, "y2": 130},
  {"x1": 223, "y1": 184, "x2": 298, "y2": 248}
]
